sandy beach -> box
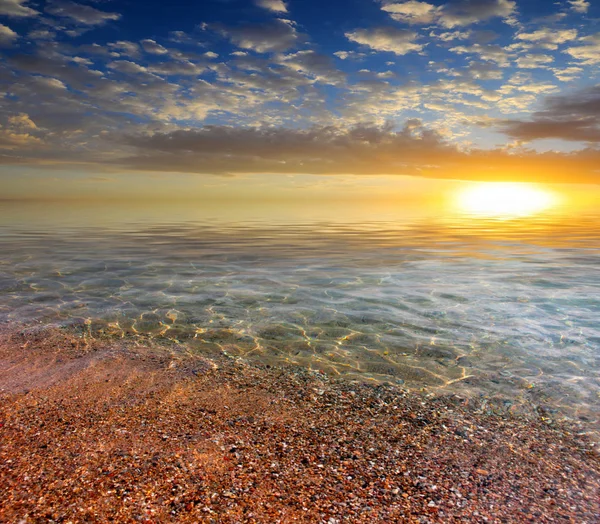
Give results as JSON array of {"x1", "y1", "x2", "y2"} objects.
[{"x1": 0, "y1": 325, "x2": 598, "y2": 523}]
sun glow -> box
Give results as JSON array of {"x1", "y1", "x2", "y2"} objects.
[{"x1": 456, "y1": 182, "x2": 558, "y2": 218}]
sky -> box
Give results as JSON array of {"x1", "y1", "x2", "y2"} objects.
[{"x1": 0, "y1": 0, "x2": 599, "y2": 199}]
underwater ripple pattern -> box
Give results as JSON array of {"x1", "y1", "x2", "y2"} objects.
[{"x1": 1, "y1": 215, "x2": 599, "y2": 426}]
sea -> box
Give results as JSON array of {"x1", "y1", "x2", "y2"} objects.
[{"x1": 1, "y1": 196, "x2": 598, "y2": 431}]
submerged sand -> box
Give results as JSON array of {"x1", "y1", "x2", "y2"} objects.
[{"x1": 0, "y1": 325, "x2": 598, "y2": 523}]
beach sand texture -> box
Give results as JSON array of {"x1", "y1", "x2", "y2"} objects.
[{"x1": 0, "y1": 326, "x2": 598, "y2": 523}]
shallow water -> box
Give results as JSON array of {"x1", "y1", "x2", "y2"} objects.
[{"x1": 1, "y1": 200, "x2": 599, "y2": 426}]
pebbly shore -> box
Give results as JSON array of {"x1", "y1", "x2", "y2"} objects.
[{"x1": 0, "y1": 325, "x2": 598, "y2": 523}]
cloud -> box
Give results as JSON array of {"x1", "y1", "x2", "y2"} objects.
[
  {"x1": 501, "y1": 84, "x2": 600, "y2": 143},
  {"x1": 6, "y1": 38, "x2": 337, "y2": 133},
  {"x1": 429, "y1": 29, "x2": 472, "y2": 42},
  {"x1": 0, "y1": 0, "x2": 38, "y2": 17},
  {"x1": 381, "y1": 0, "x2": 516, "y2": 28},
  {"x1": 470, "y1": 30, "x2": 499, "y2": 44},
  {"x1": 45, "y1": 0, "x2": 121, "y2": 26},
  {"x1": 513, "y1": 82, "x2": 559, "y2": 94},
  {"x1": 333, "y1": 50, "x2": 366, "y2": 60},
  {"x1": 148, "y1": 60, "x2": 205, "y2": 76},
  {"x1": 8, "y1": 113, "x2": 37, "y2": 129},
  {"x1": 345, "y1": 27, "x2": 422, "y2": 55},
  {"x1": 380, "y1": 1, "x2": 438, "y2": 25},
  {"x1": 278, "y1": 50, "x2": 346, "y2": 85},
  {"x1": 255, "y1": 0, "x2": 288, "y2": 13},
  {"x1": 565, "y1": 33, "x2": 600, "y2": 65},
  {"x1": 515, "y1": 53, "x2": 554, "y2": 69},
  {"x1": 111, "y1": 122, "x2": 600, "y2": 184},
  {"x1": 569, "y1": 0, "x2": 590, "y2": 14},
  {"x1": 0, "y1": 113, "x2": 41, "y2": 150},
  {"x1": 8, "y1": 50, "x2": 106, "y2": 88},
  {"x1": 0, "y1": 129, "x2": 42, "y2": 149},
  {"x1": 467, "y1": 61, "x2": 503, "y2": 80},
  {"x1": 168, "y1": 31, "x2": 200, "y2": 45},
  {"x1": 516, "y1": 28, "x2": 577, "y2": 48},
  {"x1": 1, "y1": 0, "x2": 599, "y2": 187},
  {"x1": 3, "y1": 45, "x2": 248, "y2": 146},
  {"x1": 450, "y1": 43, "x2": 510, "y2": 67},
  {"x1": 437, "y1": 0, "x2": 516, "y2": 28},
  {"x1": 381, "y1": 0, "x2": 516, "y2": 29},
  {"x1": 108, "y1": 41, "x2": 141, "y2": 58},
  {"x1": 551, "y1": 66, "x2": 583, "y2": 82},
  {"x1": 0, "y1": 23, "x2": 17, "y2": 46},
  {"x1": 32, "y1": 76, "x2": 68, "y2": 91},
  {"x1": 28, "y1": 28, "x2": 56, "y2": 40},
  {"x1": 70, "y1": 56, "x2": 93, "y2": 66},
  {"x1": 118, "y1": 122, "x2": 463, "y2": 178},
  {"x1": 140, "y1": 39, "x2": 169, "y2": 55},
  {"x1": 214, "y1": 19, "x2": 299, "y2": 53},
  {"x1": 107, "y1": 60, "x2": 149, "y2": 75}
]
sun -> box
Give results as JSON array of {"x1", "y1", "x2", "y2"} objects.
[{"x1": 455, "y1": 182, "x2": 558, "y2": 218}]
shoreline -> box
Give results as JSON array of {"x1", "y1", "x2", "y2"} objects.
[{"x1": 1, "y1": 325, "x2": 598, "y2": 522}]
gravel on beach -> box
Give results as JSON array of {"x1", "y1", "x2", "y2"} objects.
[{"x1": 0, "y1": 326, "x2": 598, "y2": 523}]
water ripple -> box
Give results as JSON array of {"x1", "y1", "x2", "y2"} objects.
[{"x1": 1, "y1": 209, "x2": 599, "y2": 427}]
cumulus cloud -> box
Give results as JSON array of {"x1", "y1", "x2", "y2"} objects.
[
  {"x1": 148, "y1": 60, "x2": 205, "y2": 76},
  {"x1": 107, "y1": 60, "x2": 149, "y2": 75},
  {"x1": 569, "y1": 0, "x2": 590, "y2": 14},
  {"x1": 278, "y1": 50, "x2": 346, "y2": 85},
  {"x1": 8, "y1": 113, "x2": 37, "y2": 129},
  {"x1": 0, "y1": 23, "x2": 18, "y2": 46},
  {"x1": 516, "y1": 28, "x2": 577, "y2": 47},
  {"x1": 45, "y1": 0, "x2": 121, "y2": 26},
  {"x1": 0, "y1": 0, "x2": 38, "y2": 17},
  {"x1": 28, "y1": 28, "x2": 56, "y2": 40},
  {"x1": 345, "y1": 27, "x2": 422, "y2": 55},
  {"x1": 31, "y1": 76, "x2": 68, "y2": 91},
  {"x1": 513, "y1": 82, "x2": 559, "y2": 94},
  {"x1": 438, "y1": 0, "x2": 516, "y2": 28},
  {"x1": 380, "y1": 1, "x2": 438, "y2": 25},
  {"x1": 333, "y1": 50, "x2": 366, "y2": 60},
  {"x1": 429, "y1": 29, "x2": 472, "y2": 42},
  {"x1": 381, "y1": 0, "x2": 516, "y2": 28},
  {"x1": 168, "y1": 31, "x2": 199, "y2": 45},
  {"x1": 515, "y1": 53, "x2": 554, "y2": 69},
  {"x1": 467, "y1": 61, "x2": 503, "y2": 80},
  {"x1": 501, "y1": 84, "x2": 600, "y2": 143},
  {"x1": 0, "y1": 129, "x2": 42, "y2": 149},
  {"x1": 0, "y1": 113, "x2": 41, "y2": 150},
  {"x1": 551, "y1": 66, "x2": 583, "y2": 82},
  {"x1": 140, "y1": 39, "x2": 169, "y2": 55},
  {"x1": 255, "y1": 0, "x2": 288, "y2": 13},
  {"x1": 108, "y1": 41, "x2": 141, "y2": 58},
  {"x1": 450, "y1": 43, "x2": 510, "y2": 67},
  {"x1": 565, "y1": 33, "x2": 600, "y2": 65},
  {"x1": 214, "y1": 19, "x2": 299, "y2": 53}
]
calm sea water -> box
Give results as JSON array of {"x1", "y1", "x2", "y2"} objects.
[{"x1": 1, "y1": 200, "x2": 599, "y2": 428}]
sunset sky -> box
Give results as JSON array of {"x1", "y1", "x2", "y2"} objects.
[{"x1": 1, "y1": 0, "x2": 599, "y2": 199}]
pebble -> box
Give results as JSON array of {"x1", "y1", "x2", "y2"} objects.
[{"x1": 0, "y1": 326, "x2": 598, "y2": 524}]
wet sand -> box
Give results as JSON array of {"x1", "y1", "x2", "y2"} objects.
[{"x1": 0, "y1": 325, "x2": 598, "y2": 523}]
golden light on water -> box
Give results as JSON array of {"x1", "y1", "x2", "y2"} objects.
[{"x1": 455, "y1": 182, "x2": 559, "y2": 218}]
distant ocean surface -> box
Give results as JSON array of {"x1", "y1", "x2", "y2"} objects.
[{"x1": 1, "y1": 200, "x2": 599, "y2": 429}]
